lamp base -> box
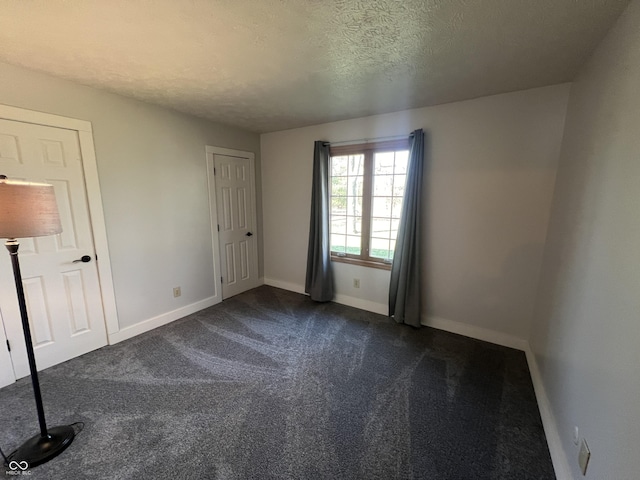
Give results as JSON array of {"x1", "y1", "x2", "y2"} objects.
[{"x1": 8, "y1": 425, "x2": 75, "y2": 468}]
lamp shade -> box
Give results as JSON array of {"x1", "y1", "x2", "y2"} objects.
[{"x1": 0, "y1": 177, "x2": 62, "y2": 239}]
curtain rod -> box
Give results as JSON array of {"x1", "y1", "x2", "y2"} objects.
[{"x1": 323, "y1": 133, "x2": 413, "y2": 147}]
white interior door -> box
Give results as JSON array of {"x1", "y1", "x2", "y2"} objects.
[
  {"x1": 0, "y1": 118, "x2": 108, "y2": 379},
  {"x1": 0, "y1": 310, "x2": 14, "y2": 388},
  {"x1": 211, "y1": 152, "x2": 258, "y2": 299}
]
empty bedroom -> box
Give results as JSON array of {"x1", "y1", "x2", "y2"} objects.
[{"x1": 0, "y1": 1, "x2": 638, "y2": 479}]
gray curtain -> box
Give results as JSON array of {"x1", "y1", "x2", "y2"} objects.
[
  {"x1": 389, "y1": 129, "x2": 425, "y2": 327},
  {"x1": 305, "y1": 141, "x2": 335, "y2": 302}
]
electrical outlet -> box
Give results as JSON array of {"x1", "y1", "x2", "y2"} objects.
[
  {"x1": 573, "y1": 426, "x2": 580, "y2": 445},
  {"x1": 353, "y1": 278, "x2": 360, "y2": 288},
  {"x1": 173, "y1": 286, "x2": 181, "y2": 298},
  {"x1": 578, "y1": 439, "x2": 590, "y2": 476}
]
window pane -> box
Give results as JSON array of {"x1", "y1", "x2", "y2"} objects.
[
  {"x1": 393, "y1": 174, "x2": 406, "y2": 196},
  {"x1": 331, "y1": 156, "x2": 348, "y2": 176},
  {"x1": 348, "y1": 155, "x2": 365, "y2": 176},
  {"x1": 370, "y1": 237, "x2": 391, "y2": 259},
  {"x1": 372, "y1": 196, "x2": 392, "y2": 217},
  {"x1": 374, "y1": 152, "x2": 394, "y2": 174},
  {"x1": 373, "y1": 174, "x2": 393, "y2": 196},
  {"x1": 331, "y1": 215, "x2": 346, "y2": 235},
  {"x1": 391, "y1": 197, "x2": 404, "y2": 219},
  {"x1": 346, "y1": 196, "x2": 362, "y2": 217},
  {"x1": 394, "y1": 151, "x2": 409, "y2": 174},
  {"x1": 346, "y1": 235, "x2": 361, "y2": 255},
  {"x1": 349, "y1": 176, "x2": 363, "y2": 196},
  {"x1": 331, "y1": 234, "x2": 346, "y2": 253},
  {"x1": 390, "y1": 219, "x2": 400, "y2": 239},
  {"x1": 346, "y1": 216, "x2": 361, "y2": 236},
  {"x1": 371, "y1": 217, "x2": 391, "y2": 238},
  {"x1": 332, "y1": 145, "x2": 408, "y2": 264},
  {"x1": 331, "y1": 176, "x2": 347, "y2": 196},
  {"x1": 331, "y1": 196, "x2": 347, "y2": 215}
]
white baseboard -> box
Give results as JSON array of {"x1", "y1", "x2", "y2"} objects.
[
  {"x1": 264, "y1": 279, "x2": 526, "y2": 349},
  {"x1": 525, "y1": 347, "x2": 574, "y2": 480},
  {"x1": 333, "y1": 293, "x2": 387, "y2": 315},
  {"x1": 263, "y1": 278, "x2": 306, "y2": 294},
  {"x1": 422, "y1": 315, "x2": 528, "y2": 351},
  {"x1": 264, "y1": 280, "x2": 525, "y2": 348},
  {"x1": 107, "y1": 296, "x2": 220, "y2": 345},
  {"x1": 264, "y1": 278, "x2": 388, "y2": 315},
  {"x1": 420, "y1": 315, "x2": 573, "y2": 479}
]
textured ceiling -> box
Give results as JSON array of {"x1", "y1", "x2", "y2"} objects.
[{"x1": 0, "y1": 0, "x2": 631, "y2": 133}]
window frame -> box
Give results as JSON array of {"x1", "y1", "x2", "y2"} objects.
[{"x1": 329, "y1": 139, "x2": 409, "y2": 270}]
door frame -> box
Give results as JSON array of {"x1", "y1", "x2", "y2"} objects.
[
  {"x1": 0, "y1": 104, "x2": 119, "y2": 354},
  {"x1": 205, "y1": 145, "x2": 260, "y2": 298}
]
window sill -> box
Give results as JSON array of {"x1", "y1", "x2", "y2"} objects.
[{"x1": 331, "y1": 255, "x2": 392, "y2": 271}]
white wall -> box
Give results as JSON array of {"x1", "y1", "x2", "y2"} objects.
[
  {"x1": 261, "y1": 84, "x2": 569, "y2": 342},
  {"x1": 0, "y1": 61, "x2": 261, "y2": 331},
  {"x1": 529, "y1": 1, "x2": 640, "y2": 478}
]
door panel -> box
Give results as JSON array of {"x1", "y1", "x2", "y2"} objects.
[
  {"x1": 214, "y1": 154, "x2": 257, "y2": 299},
  {"x1": 237, "y1": 188, "x2": 247, "y2": 228},
  {"x1": 225, "y1": 243, "x2": 236, "y2": 285},
  {"x1": 240, "y1": 240, "x2": 249, "y2": 280},
  {"x1": 0, "y1": 118, "x2": 108, "y2": 379},
  {"x1": 23, "y1": 276, "x2": 54, "y2": 345},
  {"x1": 63, "y1": 270, "x2": 91, "y2": 334},
  {"x1": 0, "y1": 311, "x2": 14, "y2": 388}
]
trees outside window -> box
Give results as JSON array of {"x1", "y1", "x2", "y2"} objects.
[{"x1": 329, "y1": 140, "x2": 409, "y2": 269}]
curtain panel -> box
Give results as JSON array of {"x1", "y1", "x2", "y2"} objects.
[
  {"x1": 305, "y1": 141, "x2": 335, "y2": 302},
  {"x1": 389, "y1": 129, "x2": 425, "y2": 327}
]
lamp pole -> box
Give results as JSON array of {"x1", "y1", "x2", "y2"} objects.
[
  {"x1": 0, "y1": 176, "x2": 76, "y2": 468},
  {"x1": 6, "y1": 239, "x2": 49, "y2": 437}
]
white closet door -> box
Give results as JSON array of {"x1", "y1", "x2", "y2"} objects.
[
  {"x1": 0, "y1": 118, "x2": 108, "y2": 380},
  {"x1": 213, "y1": 153, "x2": 258, "y2": 299}
]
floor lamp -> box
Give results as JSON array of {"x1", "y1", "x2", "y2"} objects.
[{"x1": 0, "y1": 175, "x2": 75, "y2": 467}]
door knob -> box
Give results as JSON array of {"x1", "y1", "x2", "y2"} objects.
[
  {"x1": 246, "y1": 232, "x2": 253, "y2": 237},
  {"x1": 73, "y1": 255, "x2": 92, "y2": 263}
]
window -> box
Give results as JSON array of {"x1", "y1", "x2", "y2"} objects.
[{"x1": 329, "y1": 140, "x2": 409, "y2": 269}]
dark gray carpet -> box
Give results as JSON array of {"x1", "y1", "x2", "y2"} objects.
[{"x1": 0, "y1": 286, "x2": 555, "y2": 479}]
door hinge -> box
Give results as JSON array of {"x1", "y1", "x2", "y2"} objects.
[
  {"x1": 213, "y1": 167, "x2": 216, "y2": 175},
  {"x1": 221, "y1": 276, "x2": 223, "y2": 283},
  {"x1": 6, "y1": 340, "x2": 10, "y2": 352},
  {"x1": 217, "y1": 224, "x2": 220, "y2": 232}
]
